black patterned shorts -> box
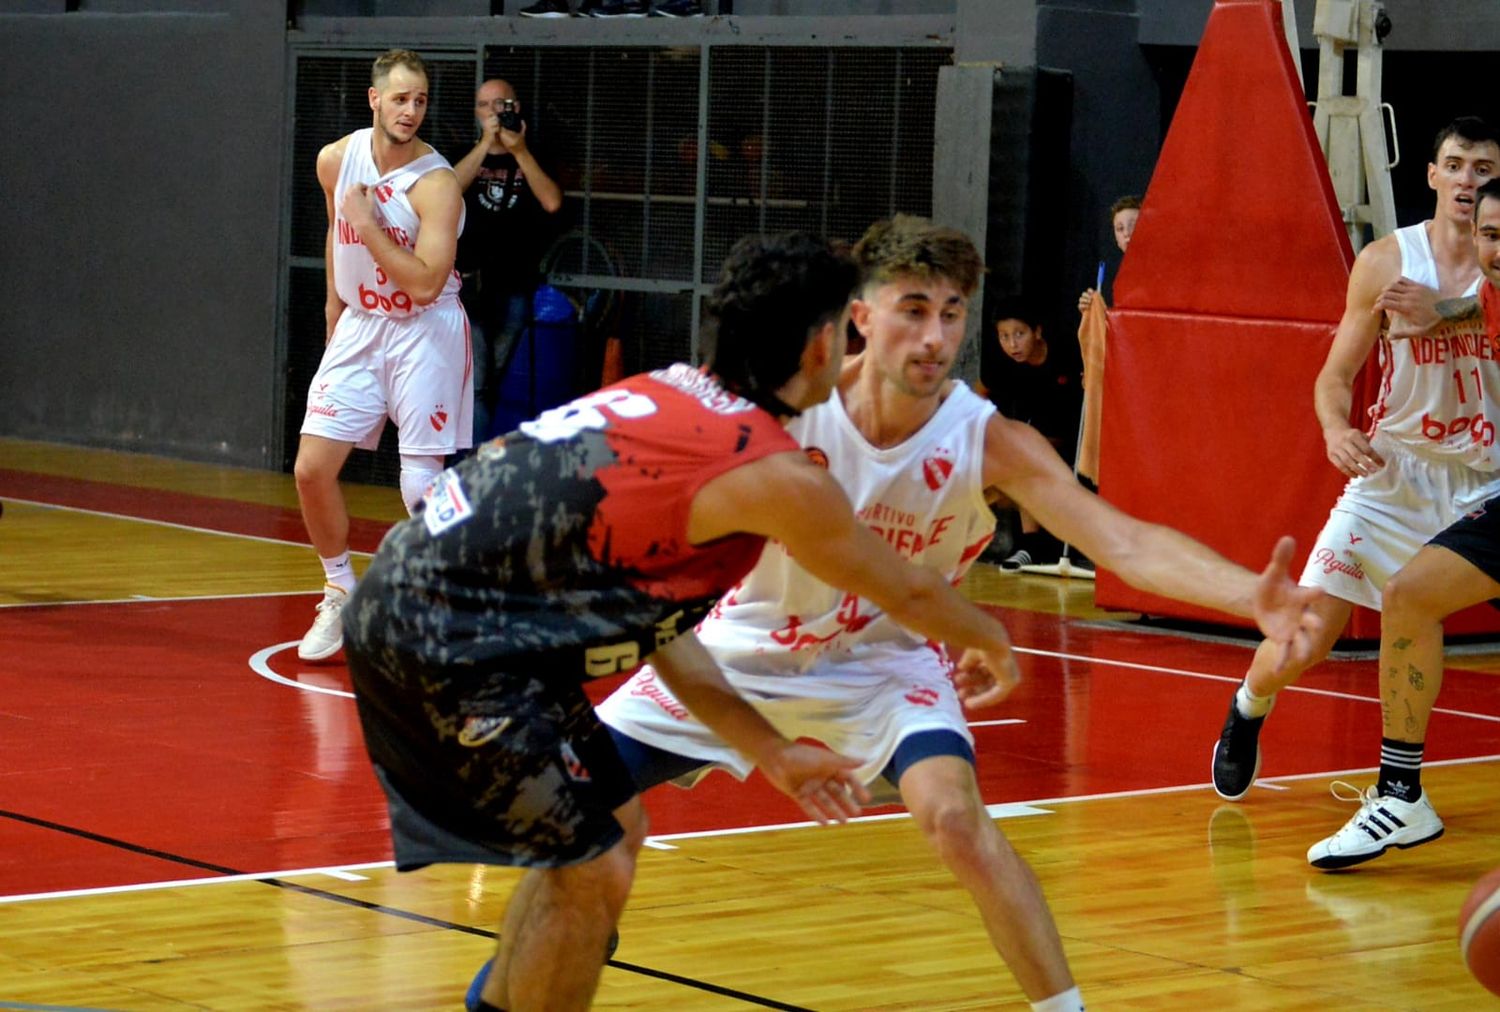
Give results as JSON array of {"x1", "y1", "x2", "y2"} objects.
[{"x1": 350, "y1": 653, "x2": 639, "y2": 870}]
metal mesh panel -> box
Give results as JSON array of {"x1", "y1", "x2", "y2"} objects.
[{"x1": 702, "y1": 46, "x2": 945, "y2": 283}]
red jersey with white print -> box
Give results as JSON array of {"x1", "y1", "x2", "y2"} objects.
[
  {"x1": 344, "y1": 364, "x2": 799, "y2": 680},
  {"x1": 332, "y1": 128, "x2": 464, "y2": 318},
  {"x1": 696, "y1": 381, "x2": 997, "y2": 673}
]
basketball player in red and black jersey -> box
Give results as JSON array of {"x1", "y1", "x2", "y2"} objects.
[{"x1": 344, "y1": 233, "x2": 1032, "y2": 1011}]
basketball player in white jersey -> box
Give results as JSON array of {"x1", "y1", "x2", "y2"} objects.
[
  {"x1": 1297, "y1": 179, "x2": 1500, "y2": 870},
  {"x1": 1212, "y1": 117, "x2": 1500, "y2": 863},
  {"x1": 294, "y1": 49, "x2": 471, "y2": 662},
  {"x1": 599, "y1": 216, "x2": 1327, "y2": 1012}
]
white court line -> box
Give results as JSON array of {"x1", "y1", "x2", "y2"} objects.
[
  {"x1": 0, "y1": 861, "x2": 393, "y2": 905},
  {"x1": 1012, "y1": 644, "x2": 1500, "y2": 724},
  {"x1": 0, "y1": 495, "x2": 354, "y2": 553},
  {"x1": 642, "y1": 802, "x2": 1054, "y2": 850}
]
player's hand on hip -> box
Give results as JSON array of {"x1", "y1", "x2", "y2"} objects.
[
  {"x1": 1323, "y1": 426, "x2": 1384, "y2": 478},
  {"x1": 953, "y1": 646, "x2": 1021, "y2": 709},
  {"x1": 761, "y1": 743, "x2": 870, "y2": 824},
  {"x1": 1252, "y1": 536, "x2": 1327, "y2": 674}
]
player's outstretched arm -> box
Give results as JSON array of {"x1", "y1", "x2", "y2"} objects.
[
  {"x1": 647, "y1": 633, "x2": 869, "y2": 823},
  {"x1": 989, "y1": 414, "x2": 1326, "y2": 652},
  {"x1": 690, "y1": 451, "x2": 1022, "y2": 706}
]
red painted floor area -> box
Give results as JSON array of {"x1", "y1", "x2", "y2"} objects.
[{"x1": 6, "y1": 593, "x2": 1500, "y2": 899}]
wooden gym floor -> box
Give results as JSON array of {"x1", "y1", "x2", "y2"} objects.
[{"x1": 2, "y1": 435, "x2": 1498, "y2": 1009}]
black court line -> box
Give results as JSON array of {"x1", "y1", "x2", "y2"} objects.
[{"x1": 0, "y1": 809, "x2": 812, "y2": 1011}]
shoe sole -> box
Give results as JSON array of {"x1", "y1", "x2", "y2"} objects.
[
  {"x1": 1210, "y1": 739, "x2": 1260, "y2": 802},
  {"x1": 517, "y1": 11, "x2": 572, "y2": 15},
  {"x1": 297, "y1": 635, "x2": 344, "y2": 662},
  {"x1": 1308, "y1": 826, "x2": 1445, "y2": 870}
]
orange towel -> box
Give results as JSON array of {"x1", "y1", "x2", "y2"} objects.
[{"x1": 1076, "y1": 296, "x2": 1109, "y2": 482}]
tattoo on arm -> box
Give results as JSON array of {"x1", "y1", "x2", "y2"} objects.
[
  {"x1": 1434, "y1": 296, "x2": 1481, "y2": 324},
  {"x1": 1392, "y1": 637, "x2": 1412, "y2": 651}
]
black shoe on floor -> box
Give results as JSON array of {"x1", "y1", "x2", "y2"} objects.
[
  {"x1": 516, "y1": 0, "x2": 571, "y2": 15},
  {"x1": 652, "y1": 0, "x2": 704, "y2": 13},
  {"x1": 580, "y1": 0, "x2": 649, "y2": 15},
  {"x1": 1211, "y1": 695, "x2": 1272, "y2": 800}
]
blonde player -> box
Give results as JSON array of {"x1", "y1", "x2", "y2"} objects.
[{"x1": 294, "y1": 49, "x2": 471, "y2": 661}]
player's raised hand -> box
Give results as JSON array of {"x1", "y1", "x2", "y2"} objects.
[
  {"x1": 952, "y1": 644, "x2": 1021, "y2": 709},
  {"x1": 759, "y1": 743, "x2": 871, "y2": 824},
  {"x1": 1252, "y1": 536, "x2": 1327, "y2": 674}
]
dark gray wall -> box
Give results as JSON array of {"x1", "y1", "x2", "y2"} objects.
[
  {"x1": 1, "y1": 2, "x2": 286, "y2": 466},
  {"x1": 5, "y1": 0, "x2": 1500, "y2": 470}
]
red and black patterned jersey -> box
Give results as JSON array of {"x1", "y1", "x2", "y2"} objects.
[{"x1": 344, "y1": 364, "x2": 798, "y2": 682}]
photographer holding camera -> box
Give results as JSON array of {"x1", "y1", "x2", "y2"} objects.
[{"x1": 451, "y1": 78, "x2": 563, "y2": 445}]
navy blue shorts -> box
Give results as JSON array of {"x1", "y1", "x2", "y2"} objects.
[
  {"x1": 1429, "y1": 494, "x2": 1500, "y2": 596},
  {"x1": 608, "y1": 725, "x2": 975, "y2": 793}
]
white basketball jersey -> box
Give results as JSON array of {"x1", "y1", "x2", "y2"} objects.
[
  {"x1": 332, "y1": 128, "x2": 463, "y2": 319},
  {"x1": 1369, "y1": 222, "x2": 1499, "y2": 469},
  {"x1": 696, "y1": 382, "x2": 998, "y2": 675}
]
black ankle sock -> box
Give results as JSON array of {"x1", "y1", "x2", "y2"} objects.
[{"x1": 1376, "y1": 738, "x2": 1423, "y2": 801}]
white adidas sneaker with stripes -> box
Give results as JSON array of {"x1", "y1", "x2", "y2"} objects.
[{"x1": 1307, "y1": 781, "x2": 1444, "y2": 870}]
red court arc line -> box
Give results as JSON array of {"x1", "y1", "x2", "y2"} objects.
[{"x1": 0, "y1": 468, "x2": 393, "y2": 553}]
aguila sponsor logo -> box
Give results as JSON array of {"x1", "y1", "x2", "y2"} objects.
[
  {"x1": 1313, "y1": 548, "x2": 1366, "y2": 581},
  {"x1": 904, "y1": 687, "x2": 940, "y2": 707},
  {"x1": 628, "y1": 670, "x2": 690, "y2": 720}
]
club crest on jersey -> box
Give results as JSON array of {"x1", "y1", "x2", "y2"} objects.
[
  {"x1": 921, "y1": 451, "x2": 955, "y2": 491},
  {"x1": 560, "y1": 740, "x2": 591, "y2": 782},
  {"x1": 458, "y1": 715, "x2": 512, "y2": 748},
  {"x1": 430, "y1": 406, "x2": 449, "y2": 432},
  {"x1": 805, "y1": 447, "x2": 830, "y2": 469}
]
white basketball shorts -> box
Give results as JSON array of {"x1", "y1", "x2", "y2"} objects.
[
  {"x1": 1300, "y1": 429, "x2": 1500, "y2": 609},
  {"x1": 595, "y1": 641, "x2": 974, "y2": 787},
  {"x1": 301, "y1": 299, "x2": 474, "y2": 455}
]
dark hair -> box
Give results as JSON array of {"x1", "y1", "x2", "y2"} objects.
[
  {"x1": 373, "y1": 49, "x2": 428, "y2": 89},
  {"x1": 1432, "y1": 116, "x2": 1500, "y2": 161},
  {"x1": 1477, "y1": 178, "x2": 1500, "y2": 220},
  {"x1": 1109, "y1": 194, "x2": 1143, "y2": 219},
  {"x1": 852, "y1": 215, "x2": 984, "y2": 297},
  {"x1": 705, "y1": 232, "x2": 859, "y2": 413},
  {"x1": 991, "y1": 294, "x2": 1044, "y2": 330}
]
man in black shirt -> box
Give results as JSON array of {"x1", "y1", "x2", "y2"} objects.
[{"x1": 452, "y1": 78, "x2": 564, "y2": 445}]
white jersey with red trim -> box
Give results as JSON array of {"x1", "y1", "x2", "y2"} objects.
[
  {"x1": 1369, "y1": 222, "x2": 1500, "y2": 469},
  {"x1": 332, "y1": 128, "x2": 463, "y2": 318},
  {"x1": 695, "y1": 381, "x2": 998, "y2": 676}
]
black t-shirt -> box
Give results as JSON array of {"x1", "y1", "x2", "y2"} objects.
[
  {"x1": 981, "y1": 339, "x2": 1083, "y2": 462},
  {"x1": 455, "y1": 147, "x2": 555, "y2": 292}
]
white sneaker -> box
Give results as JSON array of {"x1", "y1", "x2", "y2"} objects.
[
  {"x1": 1306, "y1": 781, "x2": 1443, "y2": 870},
  {"x1": 298, "y1": 584, "x2": 349, "y2": 661}
]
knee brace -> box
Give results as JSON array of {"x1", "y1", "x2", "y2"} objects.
[{"x1": 399, "y1": 454, "x2": 445, "y2": 516}]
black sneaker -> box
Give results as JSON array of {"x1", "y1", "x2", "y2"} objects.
[
  {"x1": 652, "y1": 0, "x2": 704, "y2": 14},
  {"x1": 516, "y1": 0, "x2": 571, "y2": 14},
  {"x1": 1211, "y1": 695, "x2": 1273, "y2": 800},
  {"x1": 999, "y1": 549, "x2": 1031, "y2": 572},
  {"x1": 580, "y1": 0, "x2": 649, "y2": 15}
]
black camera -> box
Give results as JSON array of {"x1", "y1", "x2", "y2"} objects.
[{"x1": 499, "y1": 99, "x2": 522, "y2": 132}]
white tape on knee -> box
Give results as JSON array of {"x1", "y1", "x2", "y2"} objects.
[{"x1": 399, "y1": 454, "x2": 445, "y2": 516}]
